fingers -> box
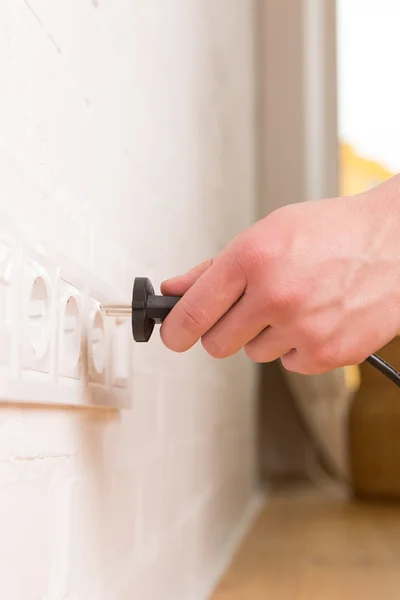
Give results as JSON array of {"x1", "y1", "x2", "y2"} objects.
[
  {"x1": 280, "y1": 348, "x2": 329, "y2": 375},
  {"x1": 244, "y1": 326, "x2": 293, "y2": 363},
  {"x1": 161, "y1": 259, "x2": 213, "y2": 296},
  {"x1": 160, "y1": 254, "x2": 247, "y2": 352},
  {"x1": 200, "y1": 292, "x2": 269, "y2": 358}
]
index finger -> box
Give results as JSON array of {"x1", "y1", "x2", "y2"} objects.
[
  {"x1": 160, "y1": 253, "x2": 247, "y2": 352},
  {"x1": 161, "y1": 259, "x2": 213, "y2": 296}
]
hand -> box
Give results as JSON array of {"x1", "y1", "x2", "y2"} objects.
[{"x1": 160, "y1": 178, "x2": 400, "y2": 374}]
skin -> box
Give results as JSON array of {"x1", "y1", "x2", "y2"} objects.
[{"x1": 160, "y1": 175, "x2": 400, "y2": 375}]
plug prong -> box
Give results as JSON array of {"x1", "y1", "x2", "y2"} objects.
[{"x1": 100, "y1": 303, "x2": 132, "y2": 317}]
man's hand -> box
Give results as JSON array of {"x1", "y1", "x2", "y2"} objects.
[{"x1": 160, "y1": 179, "x2": 400, "y2": 374}]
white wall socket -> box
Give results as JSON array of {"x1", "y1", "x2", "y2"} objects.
[{"x1": 0, "y1": 209, "x2": 132, "y2": 410}]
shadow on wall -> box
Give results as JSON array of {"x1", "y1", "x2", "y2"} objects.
[
  {"x1": 64, "y1": 405, "x2": 132, "y2": 594},
  {"x1": 257, "y1": 361, "x2": 314, "y2": 483}
]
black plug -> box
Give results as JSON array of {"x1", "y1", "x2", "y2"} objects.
[{"x1": 101, "y1": 277, "x2": 181, "y2": 342}]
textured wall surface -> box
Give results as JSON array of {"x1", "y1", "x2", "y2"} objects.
[{"x1": 0, "y1": 1, "x2": 260, "y2": 599}]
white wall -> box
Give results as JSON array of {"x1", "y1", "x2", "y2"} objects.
[{"x1": 0, "y1": 1, "x2": 260, "y2": 599}]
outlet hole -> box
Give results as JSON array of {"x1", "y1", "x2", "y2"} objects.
[
  {"x1": 91, "y1": 311, "x2": 105, "y2": 374},
  {"x1": 112, "y1": 318, "x2": 130, "y2": 384},
  {"x1": 63, "y1": 297, "x2": 81, "y2": 367},
  {"x1": 28, "y1": 277, "x2": 50, "y2": 358}
]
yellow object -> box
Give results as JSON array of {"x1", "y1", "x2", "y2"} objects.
[
  {"x1": 343, "y1": 363, "x2": 361, "y2": 392},
  {"x1": 339, "y1": 141, "x2": 394, "y2": 390},
  {"x1": 340, "y1": 142, "x2": 394, "y2": 196}
]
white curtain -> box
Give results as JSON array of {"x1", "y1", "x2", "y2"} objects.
[{"x1": 282, "y1": 367, "x2": 358, "y2": 481}]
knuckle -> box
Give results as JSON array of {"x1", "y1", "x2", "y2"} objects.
[
  {"x1": 178, "y1": 298, "x2": 208, "y2": 333},
  {"x1": 201, "y1": 337, "x2": 227, "y2": 359},
  {"x1": 295, "y1": 315, "x2": 335, "y2": 346},
  {"x1": 281, "y1": 352, "x2": 315, "y2": 376},
  {"x1": 233, "y1": 240, "x2": 265, "y2": 279},
  {"x1": 280, "y1": 350, "x2": 297, "y2": 372},
  {"x1": 244, "y1": 344, "x2": 263, "y2": 363},
  {"x1": 280, "y1": 357, "x2": 292, "y2": 372},
  {"x1": 311, "y1": 344, "x2": 340, "y2": 372},
  {"x1": 297, "y1": 319, "x2": 321, "y2": 343},
  {"x1": 269, "y1": 285, "x2": 300, "y2": 313}
]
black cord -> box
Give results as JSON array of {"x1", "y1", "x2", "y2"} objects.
[{"x1": 366, "y1": 353, "x2": 400, "y2": 388}]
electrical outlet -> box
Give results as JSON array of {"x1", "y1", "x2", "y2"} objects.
[
  {"x1": 59, "y1": 282, "x2": 82, "y2": 379},
  {"x1": 0, "y1": 208, "x2": 132, "y2": 410},
  {"x1": 21, "y1": 248, "x2": 56, "y2": 378},
  {"x1": 88, "y1": 304, "x2": 107, "y2": 385}
]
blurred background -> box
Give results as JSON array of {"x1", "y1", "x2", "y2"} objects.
[
  {"x1": 1, "y1": 0, "x2": 400, "y2": 599},
  {"x1": 219, "y1": 0, "x2": 400, "y2": 598}
]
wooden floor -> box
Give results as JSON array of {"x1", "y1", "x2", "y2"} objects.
[{"x1": 212, "y1": 483, "x2": 400, "y2": 600}]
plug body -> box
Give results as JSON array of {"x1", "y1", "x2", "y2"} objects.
[{"x1": 101, "y1": 277, "x2": 181, "y2": 342}]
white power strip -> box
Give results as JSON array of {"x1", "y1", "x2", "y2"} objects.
[{"x1": 0, "y1": 208, "x2": 132, "y2": 409}]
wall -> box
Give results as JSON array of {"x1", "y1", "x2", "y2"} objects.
[{"x1": 0, "y1": 1, "x2": 260, "y2": 599}]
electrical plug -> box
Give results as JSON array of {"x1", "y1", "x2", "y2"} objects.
[{"x1": 101, "y1": 277, "x2": 181, "y2": 342}]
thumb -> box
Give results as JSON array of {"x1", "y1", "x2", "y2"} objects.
[{"x1": 161, "y1": 259, "x2": 213, "y2": 296}]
